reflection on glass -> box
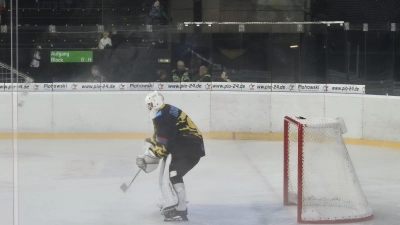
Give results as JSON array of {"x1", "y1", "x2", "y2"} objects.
[
  {"x1": 0, "y1": 22, "x2": 397, "y2": 94},
  {"x1": 271, "y1": 33, "x2": 300, "y2": 83}
]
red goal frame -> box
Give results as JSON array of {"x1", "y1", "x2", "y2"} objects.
[{"x1": 283, "y1": 116, "x2": 374, "y2": 224}]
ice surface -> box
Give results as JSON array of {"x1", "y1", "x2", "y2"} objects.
[{"x1": 0, "y1": 139, "x2": 399, "y2": 225}]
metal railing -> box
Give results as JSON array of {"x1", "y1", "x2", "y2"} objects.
[{"x1": 0, "y1": 61, "x2": 34, "y2": 83}]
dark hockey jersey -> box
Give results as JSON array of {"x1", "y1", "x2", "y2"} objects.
[{"x1": 150, "y1": 104, "x2": 205, "y2": 158}]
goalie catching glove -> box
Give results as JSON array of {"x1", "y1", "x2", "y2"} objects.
[{"x1": 136, "y1": 138, "x2": 162, "y2": 173}]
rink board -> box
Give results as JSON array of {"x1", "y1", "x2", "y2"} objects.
[{"x1": 0, "y1": 92, "x2": 399, "y2": 146}]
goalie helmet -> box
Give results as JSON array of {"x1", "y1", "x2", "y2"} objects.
[{"x1": 145, "y1": 91, "x2": 164, "y2": 118}]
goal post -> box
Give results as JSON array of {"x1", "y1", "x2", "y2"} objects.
[{"x1": 283, "y1": 116, "x2": 373, "y2": 224}]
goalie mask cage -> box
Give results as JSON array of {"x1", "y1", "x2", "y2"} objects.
[{"x1": 283, "y1": 116, "x2": 373, "y2": 224}]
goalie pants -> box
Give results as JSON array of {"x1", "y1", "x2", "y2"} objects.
[{"x1": 169, "y1": 156, "x2": 200, "y2": 184}]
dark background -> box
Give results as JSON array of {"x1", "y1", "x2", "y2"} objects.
[{"x1": 1, "y1": 0, "x2": 399, "y2": 95}]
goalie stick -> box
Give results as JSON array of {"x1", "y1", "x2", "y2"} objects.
[{"x1": 120, "y1": 169, "x2": 141, "y2": 193}]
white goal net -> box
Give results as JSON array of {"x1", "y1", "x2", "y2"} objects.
[{"x1": 283, "y1": 116, "x2": 373, "y2": 223}]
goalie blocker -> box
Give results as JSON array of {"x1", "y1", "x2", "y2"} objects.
[
  {"x1": 136, "y1": 138, "x2": 161, "y2": 173},
  {"x1": 135, "y1": 91, "x2": 205, "y2": 221}
]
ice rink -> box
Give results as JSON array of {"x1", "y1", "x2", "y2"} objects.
[{"x1": 0, "y1": 139, "x2": 399, "y2": 225}]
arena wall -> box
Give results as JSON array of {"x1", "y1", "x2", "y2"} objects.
[{"x1": 0, "y1": 92, "x2": 399, "y2": 148}]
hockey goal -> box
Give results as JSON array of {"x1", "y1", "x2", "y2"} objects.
[{"x1": 283, "y1": 116, "x2": 373, "y2": 224}]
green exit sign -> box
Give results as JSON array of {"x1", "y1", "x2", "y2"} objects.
[{"x1": 50, "y1": 51, "x2": 93, "y2": 63}]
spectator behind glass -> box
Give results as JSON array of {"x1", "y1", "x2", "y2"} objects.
[
  {"x1": 110, "y1": 27, "x2": 124, "y2": 49},
  {"x1": 221, "y1": 70, "x2": 231, "y2": 82},
  {"x1": 87, "y1": 65, "x2": 107, "y2": 82},
  {"x1": 171, "y1": 60, "x2": 191, "y2": 82},
  {"x1": 147, "y1": 0, "x2": 169, "y2": 25},
  {"x1": 28, "y1": 45, "x2": 45, "y2": 82},
  {"x1": 156, "y1": 69, "x2": 169, "y2": 82},
  {"x1": 30, "y1": 45, "x2": 41, "y2": 69},
  {"x1": 194, "y1": 65, "x2": 212, "y2": 82},
  {"x1": 98, "y1": 31, "x2": 112, "y2": 50}
]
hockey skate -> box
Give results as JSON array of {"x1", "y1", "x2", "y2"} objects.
[{"x1": 163, "y1": 208, "x2": 189, "y2": 222}]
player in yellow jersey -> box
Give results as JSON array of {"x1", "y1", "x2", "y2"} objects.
[{"x1": 136, "y1": 91, "x2": 205, "y2": 221}]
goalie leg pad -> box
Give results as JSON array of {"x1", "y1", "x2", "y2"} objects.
[
  {"x1": 157, "y1": 157, "x2": 167, "y2": 209},
  {"x1": 157, "y1": 195, "x2": 166, "y2": 210},
  {"x1": 159, "y1": 157, "x2": 166, "y2": 191},
  {"x1": 173, "y1": 183, "x2": 187, "y2": 211},
  {"x1": 160, "y1": 155, "x2": 178, "y2": 214}
]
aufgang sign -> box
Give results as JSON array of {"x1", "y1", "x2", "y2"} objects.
[{"x1": 0, "y1": 83, "x2": 365, "y2": 94}]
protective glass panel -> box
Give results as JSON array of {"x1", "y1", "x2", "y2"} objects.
[
  {"x1": 326, "y1": 24, "x2": 347, "y2": 84},
  {"x1": 346, "y1": 25, "x2": 366, "y2": 87},
  {"x1": 2, "y1": 0, "x2": 397, "y2": 223},
  {"x1": 271, "y1": 27, "x2": 300, "y2": 83},
  {"x1": 365, "y1": 25, "x2": 394, "y2": 95},
  {"x1": 299, "y1": 24, "x2": 327, "y2": 84},
  {"x1": 394, "y1": 29, "x2": 400, "y2": 96}
]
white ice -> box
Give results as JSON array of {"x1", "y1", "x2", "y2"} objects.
[{"x1": 0, "y1": 139, "x2": 399, "y2": 225}]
